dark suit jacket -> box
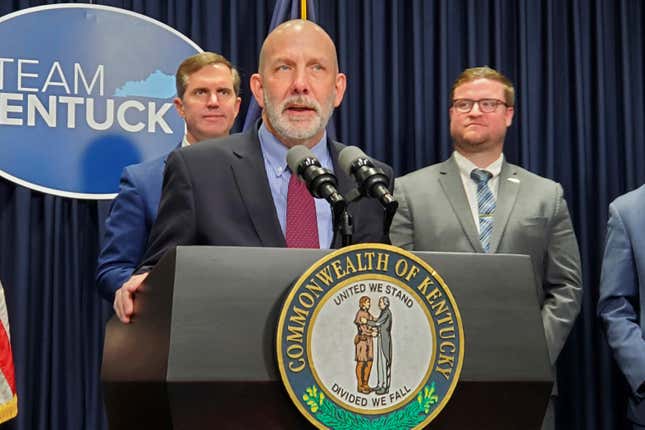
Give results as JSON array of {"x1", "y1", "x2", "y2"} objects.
[
  {"x1": 598, "y1": 184, "x2": 645, "y2": 424},
  {"x1": 96, "y1": 147, "x2": 176, "y2": 301},
  {"x1": 139, "y1": 124, "x2": 393, "y2": 270}
]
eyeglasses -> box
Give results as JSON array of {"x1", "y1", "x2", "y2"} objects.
[{"x1": 452, "y1": 98, "x2": 508, "y2": 113}]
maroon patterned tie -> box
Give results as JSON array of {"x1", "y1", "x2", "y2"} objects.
[{"x1": 286, "y1": 173, "x2": 320, "y2": 248}]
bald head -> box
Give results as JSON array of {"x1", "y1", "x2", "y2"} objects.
[
  {"x1": 258, "y1": 20, "x2": 339, "y2": 75},
  {"x1": 250, "y1": 19, "x2": 346, "y2": 148}
]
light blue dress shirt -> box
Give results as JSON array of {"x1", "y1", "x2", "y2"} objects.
[{"x1": 258, "y1": 124, "x2": 334, "y2": 248}]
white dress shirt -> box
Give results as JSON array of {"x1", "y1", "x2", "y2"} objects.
[{"x1": 453, "y1": 151, "x2": 503, "y2": 233}]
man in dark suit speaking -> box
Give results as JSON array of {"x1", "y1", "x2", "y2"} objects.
[{"x1": 113, "y1": 20, "x2": 393, "y2": 323}]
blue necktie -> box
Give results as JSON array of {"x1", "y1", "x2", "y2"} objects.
[{"x1": 470, "y1": 169, "x2": 495, "y2": 252}]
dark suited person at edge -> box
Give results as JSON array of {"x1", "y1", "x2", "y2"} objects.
[
  {"x1": 113, "y1": 20, "x2": 394, "y2": 324},
  {"x1": 390, "y1": 66, "x2": 582, "y2": 430},
  {"x1": 97, "y1": 52, "x2": 240, "y2": 305},
  {"x1": 598, "y1": 184, "x2": 645, "y2": 430}
]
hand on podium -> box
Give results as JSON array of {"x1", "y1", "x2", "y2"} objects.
[{"x1": 113, "y1": 272, "x2": 149, "y2": 323}]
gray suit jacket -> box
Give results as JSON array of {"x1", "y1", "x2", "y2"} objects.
[{"x1": 390, "y1": 155, "x2": 582, "y2": 364}]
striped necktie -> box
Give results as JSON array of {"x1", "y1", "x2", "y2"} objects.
[{"x1": 470, "y1": 169, "x2": 495, "y2": 253}]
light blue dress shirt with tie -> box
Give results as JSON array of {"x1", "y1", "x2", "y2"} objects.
[{"x1": 258, "y1": 123, "x2": 334, "y2": 248}]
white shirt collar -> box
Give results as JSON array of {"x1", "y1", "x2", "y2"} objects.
[
  {"x1": 453, "y1": 151, "x2": 504, "y2": 179},
  {"x1": 181, "y1": 135, "x2": 191, "y2": 148}
]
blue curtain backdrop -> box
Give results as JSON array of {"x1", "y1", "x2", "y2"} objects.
[{"x1": 0, "y1": 1, "x2": 643, "y2": 429}]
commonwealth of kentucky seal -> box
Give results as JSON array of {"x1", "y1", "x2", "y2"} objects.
[{"x1": 276, "y1": 244, "x2": 464, "y2": 429}]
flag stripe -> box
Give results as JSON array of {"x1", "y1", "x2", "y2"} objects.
[
  {"x1": 0, "y1": 322, "x2": 15, "y2": 394},
  {"x1": 0, "y1": 282, "x2": 16, "y2": 424}
]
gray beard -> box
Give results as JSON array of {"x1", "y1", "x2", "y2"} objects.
[{"x1": 264, "y1": 93, "x2": 334, "y2": 142}]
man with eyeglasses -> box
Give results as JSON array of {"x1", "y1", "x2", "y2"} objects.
[{"x1": 390, "y1": 66, "x2": 582, "y2": 430}]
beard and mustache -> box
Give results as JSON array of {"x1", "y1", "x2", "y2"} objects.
[{"x1": 264, "y1": 92, "x2": 335, "y2": 142}]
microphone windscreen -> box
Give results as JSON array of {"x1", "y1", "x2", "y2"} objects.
[
  {"x1": 338, "y1": 146, "x2": 368, "y2": 174},
  {"x1": 286, "y1": 145, "x2": 316, "y2": 174}
]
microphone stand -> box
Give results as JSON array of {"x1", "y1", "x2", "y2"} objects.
[
  {"x1": 331, "y1": 202, "x2": 353, "y2": 248},
  {"x1": 381, "y1": 197, "x2": 398, "y2": 245},
  {"x1": 345, "y1": 189, "x2": 398, "y2": 245},
  {"x1": 338, "y1": 208, "x2": 353, "y2": 247}
]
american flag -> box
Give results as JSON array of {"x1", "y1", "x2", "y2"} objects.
[{"x1": 0, "y1": 281, "x2": 17, "y2": 423}]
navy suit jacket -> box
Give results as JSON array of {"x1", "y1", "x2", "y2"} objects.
[
  {"x1": 96, "y1": 146, "x2": 178, "y2": 301},
  {"x1": 598, "y1": 184, "x2": 645, "y2": 423},
  {"x1": 139, "y1": 124, "x2": 394, "y2": 271}
]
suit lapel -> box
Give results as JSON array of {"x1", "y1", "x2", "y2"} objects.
[
  {"x1": 490, "y1": 161, "x2": 520, "y2": 253},
  {"x1": 230, "y1": 126, "x2": 286, "y2": 247},
  {"x1": 438, "y1": 157, "x2": 483, "y2": 252}
]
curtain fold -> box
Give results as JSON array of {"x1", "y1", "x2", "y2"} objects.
[{"x1": 0, "y1": 1, "x2": 643, "y2": 429}]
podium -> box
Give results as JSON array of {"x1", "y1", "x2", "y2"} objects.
[{"x1": 102, "y1": 246, "x2": 552, "y2": 429}]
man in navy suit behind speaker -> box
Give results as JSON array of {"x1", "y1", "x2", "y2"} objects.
[
  {"x1": 97, "y1": 52, "x2": 241, "y2": 307},
  {"x1": 112, "y1": 20, "x2": 393, "y2": 323}
]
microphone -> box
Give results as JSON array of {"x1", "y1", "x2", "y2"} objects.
[
  {"x1": 338, "y1": 146, "x2": 396, "y2": 210},
  {"x1": 286, "y1": 145, "x2": 346, "y2": 211}
]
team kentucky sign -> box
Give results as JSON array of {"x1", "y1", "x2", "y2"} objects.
[
  {"x1": 0, "y1": 4, "x2": 200, "y2": 199},
  {"x1": 277, "y1": 244, "x2": 464, "y2": 429}
]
